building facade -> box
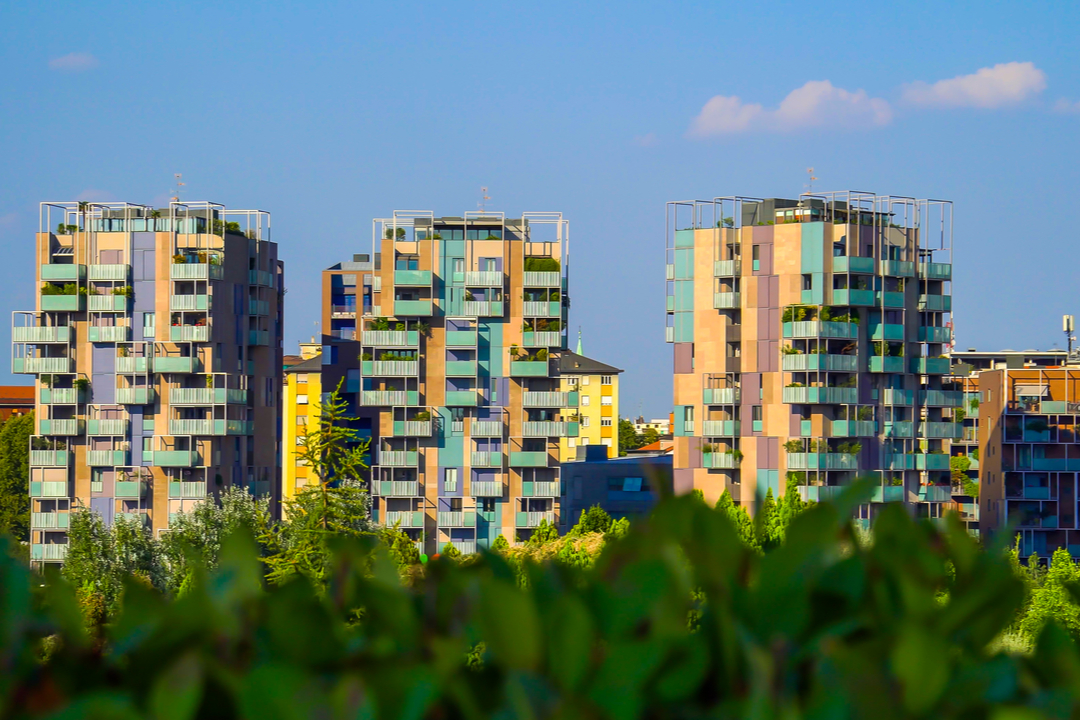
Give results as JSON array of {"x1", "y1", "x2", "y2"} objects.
[
  {"x1": 282, "y1": 347, "x2": 323, "y2": 502},
  {"x1": 633, "y1": 417, "x2": 671, "y2": 437},
  {"x1": 559, "y1": 445, "x2": 672, "y2": 531},
  {"x1": 666, "y1": 193, "x2": 956, "y2": 521},
  {"x1": 0, "y1": 386, "x2": 35, "y2": 421},
  {"x1": 15, "y1": 201, "x2": 284, "y2": 563},
  {"x1": 323, "y1": 212, "x2": 572, "y2": 553},
  {"x1": 558, "y1": 351, "x2": 622, "y2": 461}
]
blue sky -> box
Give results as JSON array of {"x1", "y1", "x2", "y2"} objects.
[{"x1": 1, "y1": 1, "x2": 1078, "y2": 418}]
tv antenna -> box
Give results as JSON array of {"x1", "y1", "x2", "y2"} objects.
[
  {"x1": 479, "y1": 186, "x2": 491, "y2": 212},
  {"x1": 1065, "y1": 315, "x2": 1075, "y2": 357},
  {"x1": 805, "y1": 167, "x2": 818, "y2": 195},
  {"x1": 170, "y1": 173, "x2": 185, "y2": 203}
]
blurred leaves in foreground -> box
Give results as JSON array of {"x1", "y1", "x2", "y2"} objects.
[{"x1": 3, "y1": 483, "x2": 1080, "y2": 719}]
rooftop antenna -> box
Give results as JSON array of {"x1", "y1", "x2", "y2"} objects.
[
  {"x1": 1064, "y1": 315, "x2": 1075, "y2": 358},
  {"x1": 804, "y1": 167, "x2": 817, "y2": 195},
  {"x1": 170, "y1": 173, "x2": 185, "y2": 203},
  {"x1": 479, "y1": 186, "x2": 491, "y2": 212}
]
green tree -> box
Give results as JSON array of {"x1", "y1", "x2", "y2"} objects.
[
  {"x1": 570, "y1": 504, "x2": 612, "y2": 536},
  {"x1": 639, "y1": 427, "x2": 661, "y2": 447},
  {"x1": 716, "y1": 490, "x2": 758, "y2": 552},
  {"x1": 608, "y1": 517, "x2": 630, "y2": 539},
  {"x1": 0, "y1": 413, "x2": 33, "y2": 541},
  {"x1": 383, "y1": 526, "x2": 420, "y2": 568},
  {"x1": 491, "y1": 534, "x2": 510, "y2": 552},
  {"x1": 1021, "y1": 548, "x2": 1080, "y2": 640},
  {"x1": 618, "y1": 418, "x2": 640, "y2": 455},
  {"x1": 527, "y1": 519, "x2": 559, "y2": 546},
  {"x1": 755, "y1": 488, "x2": 781, "y2": 552},
  {"x1": 951, "y1": 454, "x2": 978, "y2": 497},
  {"x1": 778, "y1": 481, "x2": 808, "y2": 541},
  {"x1": 441, "y1": 541, "x2": 461, "y2": 559}
]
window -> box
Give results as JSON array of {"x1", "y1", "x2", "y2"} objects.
[
  {"x1": 581, "y1": 376, "x2": 590, "y2": 385},
  {"x1": 143, "y1": 312, "x2": 156, "y2": 339},
  {"x1": 601, "y1": 418, "x2": 612, "y2": 427},
  {"x1": 444, "y1": 468, "x2": 458, "y2": 492},
  {"x1": 601, "y1": 438, "x2": 612, "y2": 448},
  {"x1": 566, "y1": 376, "x2": 579, "y2": 386},
  {"x1": 453, "y1": 258, "x2": 465, "y2": 275},
  {"x1": 296, "y1": 373, "x2": 308, "y2": 385},
  {"x1": 296, "y1": 416, "x2": 307, "y2": 426},
  {"x1": 601, "y1": 375, "x2": 612, "y2": 385},
  {"x1": 622, "y1": 477, "x2": 643, "y2": 491},
  {"x1": 582, "y1": 416, "x2": 590, "y2": 427},
  {"x1": 580, "y1": 437, "x2": 590, "y2": 445},
  {"x1": 567, "y1": 438, "x2": 576, "y2": 447},
  {"x1": 480, "y1": 498, "x2": 496, "y2": 513},
  {"x1": 752, "y1": 406, "x2": 762, "y2": 421},
  {"x1": 601, "y1": 396, "x2": 613, "y2": 406},
  {"x1": 752, "y1": 245, "x2": 760, "y2": 271},
  {"x1": 581, "y1": 395, "x2": 591, "y2": 406},
  {"x1": 297, "y1": 394, "x2": 308, "y2": 405}
]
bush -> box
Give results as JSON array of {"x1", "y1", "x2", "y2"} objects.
[{"x1": 523, "y1": 257, "x2": 559, "y2": 272}]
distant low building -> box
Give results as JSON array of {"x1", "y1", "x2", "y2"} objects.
[
  {"x1": 632, "y1": 417, "x2": 671, "y2": 436},
  {"x1": 560, "y1": 445, "x2": 673, "y2": 530},
  {"x1": 0, "y1": 386, "x2": 34, "y2": 422}
]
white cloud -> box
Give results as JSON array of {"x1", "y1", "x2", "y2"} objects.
[
  {"x1": 688, "y1": 80, "x2": 891, "y2": 137},
  {"x1": 48, "y1": 52, "x2": 99, "y2": 72},
  {"x1": 902, "y1": 62, "x2": 1046, "y2": 108},
  {"x1": 632, "y1": 132, "x2": 658, "y2": 147},
  {"x1": 1054, "y1": 98, "x2": 1080, "y2": 114}
]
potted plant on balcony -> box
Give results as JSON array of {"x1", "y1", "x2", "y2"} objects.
[
  {"x1": 783, "y1": 440, "x2": 804, "y2": 453},
  {"x1": 727, "y1": 449, "x2": 743, "y2": 462},
  {"x1": 414, "y1": 411, "x2": 431, "y2": 422},
  {"x1": 535, "y1": 348, "x2": 548, "y2": 362}
]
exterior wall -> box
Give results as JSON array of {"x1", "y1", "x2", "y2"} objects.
[
  {"x1": 667, "y1": 197, "x2": 954, "y2": 519},
  {"x1": 282, "y1": 366, "x2": 322, "y2": 501},
  {"x1": 559, "y1": 372, "x2": 619, "y2": 461},
  {"x1": 0, "y1": 386, "x2": 35, "y2": 421},
  {"x1": 18, "y1": 205, "x2": 283, "y2": 564},
  {"x1": 560, "y1": 454, "x2": 673, "y2": 530}
]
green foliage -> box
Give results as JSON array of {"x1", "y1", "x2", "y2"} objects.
[
  {"x1": 0, "y1": 413, "x2": 32, "y2": 540},
  {"x1": 491, "y1": 534, "x2": 510, "y2": 552},
  {"x1": 527, "y1": 519, "x2": 559, "y2": 546},
  {"x1": 40, "y1": 282, "x2": 79, "y2": 296},
  {"x1": 618, "y1": 417, "x2": 641, "y2": 455},
  {"x1": 716, "y1": 489, "x2": 758, "y2": 552},
  {"x1": 755, "y1": 488, "x2": 782, "y2": 552},
  {"x1": 441, "y1": 541, "x2": 461, "y2": 559},
  {"x1": 570, "y1": 504, "x2": 612, "y2": 536},
  {"x1": 1021, "y1": 548, "x2": 1080, "y2": 640},
  {"x1": 523, "y1": 256, "x2": 560, "y2": 272}
]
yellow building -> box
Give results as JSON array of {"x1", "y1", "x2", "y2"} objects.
[
  {"x1": 282, "y1": 344, "x2": 322, "y2": 502},
  {"x1": 559, "y1": 350, "x2": 623, "y2": 461}
]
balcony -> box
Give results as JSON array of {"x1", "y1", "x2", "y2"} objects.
[
  {"x1": 713, "y1": 292, "x2": 740, "y2": 310},
  {"x1": 918, "y1": 390, "x2": 963, "y2": 407},
  {"x1": 523, "y1": 301, "x2": 560, "y2": 317},
  {"x1": 703, "y1": 452, "x2": 738, "y2": 469},
  {"x1": 523, "y1": 391, "x2": 578, "y2": 408},
  {"x1": 831, "y1": 289, "x2": 873, "y2": 306},
  {"x1": 13, "y1": 326, "x2": 70, "y2": 343},
  {"x1": 522, "y1": 481, "x2": 561, "y2": 497},
  {"x1": 516, "y1": 511, "x2": 555, "y2": 527},
  {"x1": 168, "y1": 419, "x2": 213, "y2": 435},
  {"x1": 170, "y1": 294, "x2": 209, "y2": 311},
  {"x1": 30, "y1": 544, "x2": 68, "y2": 561},
  {"x1": 153, "y1": 356, "x2": 202, "y2": 373},
  {"x1": 437, "y1": 511, "x2": 477, "y2": 528},
  {"x1": 384, "y1": 511, "x2": 424, "y2": 528},
  {"x1": 470, "y1": 451, "x2": 503, "y2": 468},
  {"x1": 523, "y1": 421, "x2": 579, "y2": 437},
  {"x1": 445, "y1": 390, "x2": 479, "y2": 406},
  {"x1": 38, "y1": 419, "x2": 83, "y2": 435},
  {"x1": 703, "y1": 387, "x2": 740, "y2": 404},
  {"x1": 88, "y1": 326, "x2": 131, "y2": 342},
  {"x1": 462, "y1": 300, "x2": 503, "y2": 317},
  {"x1": 871, "y1": 486, "x2": 906, "y2": 503},
  {"x1": 40, "y1": 387, "x2": 83, "y2": 404},
  {"x1": 882, "y1": 389, "x2": 914, "y2": 405},
  {"x1": 869, "y1": 324, "x2": 904, "y2": 341},
  {"x1": 171, "y1": 326, "x2": 210, "y2": 342},
  {"x1": 360, "y1": 390, "x2": 419, "y2": 406},
  {"x1": 782, "y1": 321, "x2": 858, "y2": 339},
  {"x1": 394, "y1": 270, "x2": 432, "y2": 286},
  {"x1": 523, "y1": 331, "x2": 562, "y2": 347},
  {"x1": 879, "y1": 260, "x2": 914, "y2": 277},
  {"x1": 918, "y1": 422, "x2": 963, "y2": 439},
  {"x1": 362, "y1": 360, "x2": 419, "y2": 376},
  {"x1": 831, "y1": 420, "x2": 876, "y2": 437},
  {"x1": 88, "y1": 295, "x2": 128, "y2": 312},
  {"x1": 376, "y1": 480, "x2": 420, "y2": 497},
  {"x1": 509, "y1": 360, "x2": 549, "y2": 377},
  {"x1": 782, "y1": 354, "x2": 857, "y2": 372},
  {"x1": 523, "y1": 271, "x2": 561, "y2": 286},
  {"x1": 149, "y1": 450, "x2": 201, "y2": 467},
  {"x1": 918, "y1": 294, "x2": 952, "y2": 312},
  {"x1": 168, "y1": 481, "x2": 207, "y2": 498},
  {"x1": 30, "y1": 450, "x2": 70, "y2": 467},
  {"x1": 393, "y1": 420, "x2": 432, "y2": 436},
  {"x1": 115, "y1": 357, "x2": 149, "y2": 373},
  {"x1": 445, "y1": 360, "x2": 477, "y2": 376},
  {"x1": 14, "y1": 357, "x2": 74, "y2": 374},
  {"x1": 30, "y1": 480, "x2": 69, "y2": 497},
  {"x1": 509, "y1": 451, "x2": 549, "y2": 467},
  {"x1": 379, "y1": 450, "x2": 419, "y2": 467},
  {"x1": 832, "y1": 256, "x2": 874, "y2": 274},
  {"x1": 701, "y1": 420, "x2": 740, "y2": 436},
  {"x1": 919, "y1": 486, "x2": 953, "y2": 502},
  {"x1": 170, "y1": 388, "x2": 248, "y2": 405},
  {"x1": 445, "y1": 330, "x2": 477, "y2": 347},
  {"x1": 875, "y1": 291, "x2": 905, "y2": 308},
  {"x1": 787, "y1": 453, "x2": 858, "y2": 470},
  {"x1": 40, "y1": 295, "x2": 85, "y2": 312},
  {"x1": 41, "y1": 264, "x2": 86, "y2": 281},
  {"x1": 713, "y1": 259, "x2": 741, "y2": 276},
  {"x1": 884, "y1": 453, "x2": 950, "y2": 471},
  {"x1": 117, "y1": 388, "x2": 155, "y2": 405},
  {"x1": 869, "y1": 356, "x2": 904, "y2": 373},
  {"x1": 464, "y1": 271, "x2": 503, "y2": 286},
  {"x1": 249, "y1": 269, "x2": 274, "y2": 287},
  {"x1": 362, "y1": 330, "x2": 419, "y2": 347},
  {"x1": 31, "y1": 511, "x2": 70, "y2": 529},
  {"x1": 919, "y1": 326, "x2": 952, "y2": 343},
  {"x1": 248, "y1": 299, "x2": 270, "y2": 316},
  {"x1": 171, "y1": 262, "x2": 223, "y2": 280},
  {"x1": 394, "y1": 300, "x2": 433, "y2": 316},
  {"x1": 88, "y1": 419, "x2": 129, "y2": 435},
  {"x1": 117, "y1": 512, "x2": 150, "y2": 526},
  {"x1": 248, "y1": 329, "x2": 270, "y2": 346},
  {"x1": 114, "y1": 480, "x2": 146, "y2": 499},
  {"x1": 782, "y1": 387, "x2": 858, "y2": 405},
  {"x1": 471, "y1": 480, "x2": 504, "y2": 496},
  {"x1": 910, "y1": 357, "x2": 950, "y2": 374},
  {"x1": 883, "y1": 421, "x2": 914, "y2": 438},
  {"x1": 471, "y1": 421, "x2": 503, "y2": 437},
  {"x1": 920, "y1": 262, "x2": 952, "y2": 280},
  {"x1": 87, "y1": 449, "x2": 129, "y2": 466}
]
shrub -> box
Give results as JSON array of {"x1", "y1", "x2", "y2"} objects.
[{"x1": 523, "y1": 257, "x2": 559, "y2": 272}]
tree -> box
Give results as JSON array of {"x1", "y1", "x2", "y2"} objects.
[
  {"x1": 569, "y1": 504, "x2": 612, "y2": 536},
  {"x1": 951, "y1": 455, "x2": 978, "y2": 497},
  {"x1": 755, "y1": 488, "x2": 781, "y2": 552},
  {"x1": 716, "y1": 490, "x2": 758, "y2": 552},
  {"x1": 640, "y1": 427, "x2": 661, "y2": 447},
  {"x1": 618, "y1": 418, "x2": 640, "y2": 456},
  {"x1": 0, "y1": 414, "x2": 33, "y2": 540},
  {"x1": 527, "y1": 519, "x2": 559, "y2": 546},
  {"x1": 608, "y1": 517, "x2": 630, "y2": 539},
  {"x1": 441, "y1": 541, "x2": 461, "y2": 560},
  {"x1": 778, "y1": 481, "x2": 808, "y2": 541},
  {"x1": 384, "y1": 526, "x2": 420, "y2": 568},
  {"x1": 160, "y1": 486, "x2": 271, "y2": 591},
  {"x1": 491, "y1": 534, "x2": 510, "y2": 552},
  {"x1": 1021, "y1": 548, "x2": 1080, "y2": 640}
]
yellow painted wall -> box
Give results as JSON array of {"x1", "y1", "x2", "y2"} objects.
[
  {"x1": 282, "y1": 365, "x2": 321, "y2": 501},
  {"x1": 559, "y1": 372, "x2": 619, "y2": 461}
]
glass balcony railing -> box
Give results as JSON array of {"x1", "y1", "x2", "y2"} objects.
[
  {"x1": 701, "y1": 420, "x2": 740, "y2": 436},
  {"x1": 470, "y1": 451, "x2": 503, "y2": 468},
  {"x1": 170, "y1": 295, "x2": 209, "y2": 311},
  {"x1": 29, "y1": 450, "x2": 70, "y2": 467},
  {"x1": 384, "y1": 511, "x2": 424, "y2": 528},
  {"x1": 703, "y1": 387, "x2": 740, "y2": 404},
  {"x1": 170, "y1": 388, "x2": 248, "y2": 405},
  {"x1": 149, "y1": 450, "x2": 201, "y2": 467},
  {"x1": 31, "y1": 511, "x2": 69, "y2": 529},
  {"x1": 13, "y1": 326, "x2": 70, "y2": 343},
  {"x1": 783, "y1": 321, "x2": 858, "y2": 339},
  {"x1": 394, "y1": 270, "x2": 432, "y2": 286},
  {"x1": 918, "y1": 294, "x2": 952, "y2": 312},
  {"x1": 445, "y1": 330, "x2": 477, "y2": 347},
  {"x1": 40, "y1": 387, "x2": 83, "y2": 404},
  {"x1": 393, "y1": 420, "x2": 432, "y2": 436},
  {"x1": 360, "y1": 390, "x2": 419, "y2": 406},
  {"x1": 918, "y1": 422, "x2": 963, "y2": 439},
  {"x1": 918, "y1": 326, "x2": 951, "y2": 343},
  {"x1": 362, "y1": 330, "x2": 419, "y2": 347},
  {"x1": 832, "y1": 256, "x2": 874, "y2": 274},
  {"x1": 471, "y1": 480, "x2": 504, "y2": 496},
  {"x1": 437, "y1": 511, "x2": 476, "y2": 528},
  {"x1": 30, "y1": 544, "x2": 68, "y2": 561},
  {"x1": 782, "y1": 354, "x2": 857, "y2": 372},
  {"x1": 88, "y1": 449, "x2": 130, "y2": 466},
  {"x1": 88, "y1": 419, "x2": 129, "y2": 435},
  {"x1": 883, "y1": 421, "x2": 915, "y2": 438},
  {"x1": 38, "y1": 419, "x2": 83, "y2": 435},
  {"x1": 88, "y1": 326, "x2": 131, "y2": 342},
  {"x1": 832, "y1": 289, "x2": 874, "y2": 306},
  {"x1": 41, "y1": 264, "x2": 86, "y2": 281},
  {"x1": 362, "y1": 360, "x2": 419, "y2": 376},
  {"x1": 14, "y1": 357, "x2": 73, "y2": 374},
  {"x1": 168, "y1": 481, "x2": 207, "y2": 498},
  {"x1": 910, "y1": 357, "x2": 950, "y2": 374},
  {"x1": 869, "y1": 356, "x2": 904, "y2": 373},
  {"x1": 394, "y1": 299, "x2": 433, "y2": 316},
  {"x1": 30, "y1": 480, "x2": 69, "y2": 498},
  {"x1": 882, "y1": 389, "x2": 914, "y2": 406},
  {"x1": 117, "y1": 388, "x2": 155, "y2": 405},
  {"x1": 379, "y1": 450, "x2": 419, "y2": 467},
  {"x1": 464, "y1": 271, "x2": 503, "y2": 286},
  {"x1": 522, "y1": 481, "x2": 561, "y2": 497},
  {"x1": 516, "y1": 511, "x2": 555, "y2": 527},
  {"x1": 523, "y1": 391, "x2": 578, "y2": 408},
  {"x1": 875, "y1": 291, "x2": 905, "y2": 308},
  {"x1": 787, "y1": 453, "x2": 858, "y2": 470},
  {"x1": 171, "y1": 262, "x2": 223, "y2": 280},
  {"x1": 523, "y1": 271, "x2": 561, "y2": 286},
  {"x1": 869, "y1": 323, "x2": 904, "y2": 341},
  {"x1": 713, "y1": 259, "x2": 741, "y2": 277},
  {"x1": 445, "y1": 390, "x2": 479, "y2": 406},
  {"x1": 918, "y1": 390, "x2": 963, "y2": 406},
  {"x1": 522, "y1": 421, "x2": 579, "y2": 437},
  {"x1": 879, "y1": 260, "x2": 914, "y2": 277},
  {"x1": 153, "y1": 356, "x2": 201, "y2": 373},
  {"x1": 40, "y1": 295, "x2": 85, "y2": 312},
  {"x1": 376, "y1": 480, "x2": 420, "y2": 497},
  {"x1": 703, "y1": 452, "x2": 739, "y2": 469},
  {"x1": 509, "y1": 360, "x2": 549, "y2": 377},
  {"x1": 248, "y1": 299, "x2": 270, "y2": 316},
  {"x1": 782, "y1": 387, "x2": 858, "y2": 405},
  {"x1": 170, "y1": 326, "x2": 210, "y2": 342},
  {"x1": 471, "y1": 420, "x2": 503, "y2": 437},
  {"x1": 830, "y1": 420, "x2": 876, "y2": 437},
  {"x1": 88, "y1": 295, "x2": 129, "y2": 312},
  {"x1": 462, "y1": 300, "x2": 503, "y2": 317},
  {"x1": 713, "y1": 292, "x2": 740, "y2": 309},
  {"x1": 919, "y1": 262, "x2": 952, "y2": 280},
  {"x1": 445, "y1": 360, "x2": 477, "y2": 376},
  {"x1": 509, "y1": 451, "x2": 549, "y2": 467},
  {"x1": 523, "y1": 331, "x2": 562, "y2": 347}
]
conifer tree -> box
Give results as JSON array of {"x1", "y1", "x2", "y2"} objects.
[
  {"x1": 491, "y1": 534, "x2": 510, "y2": 552},
  {"x1": 1021, "y1": 547, "x2": 1080, "y2": 640},
  {"x1": 755, "y1": 488, "x2": 781, "y2": 552}
]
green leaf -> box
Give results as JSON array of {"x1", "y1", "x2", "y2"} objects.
[
  {"x1": 477, "y1": 578, "x2": 541, "y2": 670},
  {"x1": 890, "y1": 625, "x2": 949, "y2": 714},
  {"x1": 149, "y1": 652, "x2": 202, "y2": 720}
]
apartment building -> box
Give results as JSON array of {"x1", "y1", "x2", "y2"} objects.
[
  {"x1": 282, "y1": 344, "x2": 323, "y2": 502},
  {"x1": 324, "y1": 212, "x2": 571, "y2": 554},
  {"x1": 0, "y1": 386, "x2": 35, "y2": 421},
  {"x1": 558, "y1": 350, "x2": 622, "y2": 461},
  {"x1": 979, "y1": 367, "x2": 1080, "y2": 557},
  {"x1": 15, "y1": 201, "x2": 284, "y2": 564},
  {"x1": 633, "y1": 417, "x2": 672, "y2": 436},
  {"x1": 666, "y1": 193, "x2": 956, "y2": 522}
]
